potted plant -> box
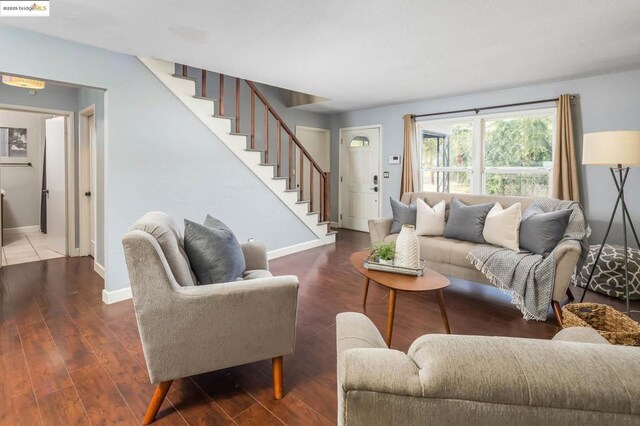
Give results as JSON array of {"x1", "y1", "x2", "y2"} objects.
[{"x1": 370, "y1": 241, "x2": 395, "y2": 265}]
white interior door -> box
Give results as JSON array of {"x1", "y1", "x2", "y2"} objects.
[
  {"x1": 295, "y1": 126, "x2": 330, "y2": 208},
  {"x1": 340, "y1": 126, "x2": 381, "y2": 232},
  {"x1": 89, "y1": 114, "x2": 96, "y2": 257},
  {"x1": 45, "y1": 116, "x2": 66, "y2": 255}
]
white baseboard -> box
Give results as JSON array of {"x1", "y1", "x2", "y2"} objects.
[
  {"x1": 94, "y1": 261, "x2": 105, "y2": 279},
  {"x1": 330, "y1": 221, "x2": 339, "y2": 228},
  {"x1": 267, "y1": 239, "x2": 325, "y2": 260},
  {"x1": 102, "y1": 287, "x2": 132, "y2": 304},
  {"x1": 4, "y1": 225, "x2": 40, "y2": 235}
]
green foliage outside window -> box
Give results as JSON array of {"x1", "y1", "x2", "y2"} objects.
[{"x1": 421, "y1": 114, "x2": 553, "y2": 196}]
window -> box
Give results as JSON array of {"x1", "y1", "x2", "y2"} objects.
[
  {"x1": 350, "y1": 135, "x2": 370, "y2": 148},
  {"x1": 0, "y1": 127, "x2": 28, "y2": 158},
  {"x1": 418, "y1": 108, "x2": 555, "y2": 197}
]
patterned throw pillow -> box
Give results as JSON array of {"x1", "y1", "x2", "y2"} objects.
[{"x1": 576, "y1": 244, "x2": 640, "y2": 300}]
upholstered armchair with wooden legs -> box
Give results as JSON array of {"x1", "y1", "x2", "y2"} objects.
[{"x1": 122, "y1": 212, "x2": 299, "y2": 424}]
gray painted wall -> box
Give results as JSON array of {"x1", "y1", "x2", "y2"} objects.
[
  {"x1": 330, "y1": 68, "x2": 640, "y2": 247},
  {"x1": 0, "y1": 24, "x2": 318, "y2": 292},
  {"x1": 77, "y1": 87, "x2": 106, "y2": 266}
]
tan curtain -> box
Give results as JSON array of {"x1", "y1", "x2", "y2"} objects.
[
  {"x1": 552, "y1": 94, "x2": 580, "y2": 201},
  {"x1": 401, "y1": 114, "x2": 416, "y2": 197}
]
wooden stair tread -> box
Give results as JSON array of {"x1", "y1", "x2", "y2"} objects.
[
  {"x1": 284, "y1": 189, "x2": 299, "y2": 193},
  {"x1": 212, "y1": 114, "x2": 231, "y2": 120},
  {"x1": 307, "y1": 211, "x2": 319, "y2": 216},
  {"x1": 231, "y1": 132, "x2": 249, "y2": 137},
  {"x1": 194, "y1": 95, "x2": 216, "y2": 101},
  {"x1": 295, "y1": 200, "x2": 309, "y2": 204},
  {"x1": 326, "y1": 230, "x2": 338, "y2": 235}
]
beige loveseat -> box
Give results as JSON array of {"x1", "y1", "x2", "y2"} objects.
[
  {"x1": 337, "y1": 312, "x2": 640, "y2": 426},
  {"x1": 368, "y1": 192, "x2": 582, "y2": 325}
]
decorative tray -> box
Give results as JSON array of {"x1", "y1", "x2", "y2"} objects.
[{"x1": 363, "y1": 254, "x2": 425, "y2": 276}]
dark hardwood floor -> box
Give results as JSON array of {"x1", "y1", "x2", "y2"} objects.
[{"x1": 1, "y1": 229, "x2": 637, "y2": 425}]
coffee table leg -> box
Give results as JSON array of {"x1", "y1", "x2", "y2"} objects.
[
  {"x1": 436, "y1": 289, "x2": 451, "y2": 334},
  {"x1": 385, "y1": 289, "x2": 397, "y2": 347},
  {"x1": 362, "y1": 277, "x2": 370, "y2": 307}
]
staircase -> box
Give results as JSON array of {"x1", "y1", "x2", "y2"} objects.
[{"x1": 139, "y1": 58, "x2": 336, "y2": 244}]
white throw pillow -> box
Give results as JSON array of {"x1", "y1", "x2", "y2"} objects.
[
  {"x1": 416, "y1": 199, "x2": 446, "y2": 236},
  {"x1": 482, "y1": 202, "x2": 522, "y2": 251}
]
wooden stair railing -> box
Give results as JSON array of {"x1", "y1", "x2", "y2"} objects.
[{"x1": 187, "y1": 66, "x2": 331, "y2": 225}]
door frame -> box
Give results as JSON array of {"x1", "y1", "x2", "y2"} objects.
[
  {"x1": 338, "y1": 124, "x2": 383, "y2": 229},
  {"x1": 78, "y1": 105, "x2": 97, "y2": 259},
  {"x1": 0, "y1": 103, "x2": 76, "y2": 257}
]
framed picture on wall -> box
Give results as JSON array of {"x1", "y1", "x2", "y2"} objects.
[{"x1": 0, "y1": 127, "x2": 28, "y2": 161}]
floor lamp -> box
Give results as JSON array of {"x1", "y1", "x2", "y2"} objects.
[{"x1": 580, "y1": 131, "x2": 640, "y2": 316}]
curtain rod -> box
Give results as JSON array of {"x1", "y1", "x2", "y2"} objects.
[{"x1": 412, "y1": 95, "x2": 576, "y2": 119}]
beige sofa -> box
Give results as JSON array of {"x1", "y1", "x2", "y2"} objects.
[
  {"x1": 368, "y1": 192, "x2": 582, "y2": 325},
  {"x1": 337, "y1": 312, "x2": 640, "y2": 426}
]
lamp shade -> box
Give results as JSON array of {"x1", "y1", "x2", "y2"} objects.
[{"x1": 582, "y1": 131, "x2": 640, "y2": 166}]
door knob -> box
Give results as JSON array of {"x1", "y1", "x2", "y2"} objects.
[
  {"x1": 370, "y1": 186, "x2": 378, "y2": 192},
  {"x1": 43, "y1": 189, "x2": 49, "y2": 194},
  {"x1": 85, "y1": 191, "x2": 92, "y2": 197}
]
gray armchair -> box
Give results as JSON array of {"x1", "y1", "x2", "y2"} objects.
[{"x1": 122, "y1": 212, "x2": 299, "y2": 424}]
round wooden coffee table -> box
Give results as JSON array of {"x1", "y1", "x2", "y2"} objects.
[{"x1": 350, "y1": 251, "x2": 451, "y2": 346}]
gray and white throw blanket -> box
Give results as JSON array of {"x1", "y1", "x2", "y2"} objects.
[{"x1": 467, "y1": 199, "x2": 591, "y2": 321}]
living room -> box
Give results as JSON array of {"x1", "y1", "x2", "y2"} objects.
[{"x1": 0, "y1": 1, "x2": 639, "y2": 425}]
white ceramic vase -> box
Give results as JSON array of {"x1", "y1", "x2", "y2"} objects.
[{"x1": 394, "y1": 224, "x2": 420, "y2": 269}]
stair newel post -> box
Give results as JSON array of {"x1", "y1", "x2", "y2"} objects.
[
  {"x1": 250, "y1": 89, "x2": 256, "y2": 149},
  {"x1": 264, "y1": 105, "x2": 270, "y2": 163},
  {"x1": 310, "y1": 164, "x2": 315, "y2": 213},
  {"x1": 299, "y1": 149, "x2": 304, "y2": 201},
  {"x1": 320, "y1": 171, "x2": 324, "y2": 222},
  {"x1": 323, "y1": 172, "x2": 331, "y2": 224},
  {"x1": 201, "y1": 69, "x2": 207, "y2": 98},
  {"x1": 288, "y1": 135, "x2": 293, "y2": 190},
  {"x1": 276, "y1": 121, "x2": 282, "y2": 176},
  {"x1": 235, "y1": 78, "x2": 240, "y2": 133},
  {"x1": 219, "y1": 74, "x2": 225, "y2": 116}
]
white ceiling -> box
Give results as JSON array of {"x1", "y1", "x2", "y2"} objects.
[{"x1": 2, "y1": 0, "x2": 640, "y2": 112}]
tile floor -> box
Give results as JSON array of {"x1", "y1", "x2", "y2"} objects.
[{"x1": 2, "y1": 230, "x2": 65, "y2": 265}]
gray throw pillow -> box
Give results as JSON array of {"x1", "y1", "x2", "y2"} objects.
[
  {"x1": 390, "y1": 197, "x2": 416, "y2": 234},
  {"x1": 183, "y1": 215, "x2": 246, "y2": 284},
  {"x1": 443, "y1": 198, "x2": 494, "y2": 243},
  {"x1": 519, "y1": 206, "x2": 572, "y2": 255}
]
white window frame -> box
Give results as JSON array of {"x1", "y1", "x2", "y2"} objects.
[{"x1": 416, "y1": 107, "x2": 557, "y2": 196}]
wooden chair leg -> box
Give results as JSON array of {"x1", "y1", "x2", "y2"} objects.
[
  {"x1": 272, "y1": 356, "x2": 284, "y2": 400},
  {"x1": 143, "y1": 381, "x2": 173, "y2": 425},
  {"x1": 552, "y1": 301, "x2": 563, "y2": 328},
  {"x1": 566, "y1": 286, "x2": 575, "y2": 301}
]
